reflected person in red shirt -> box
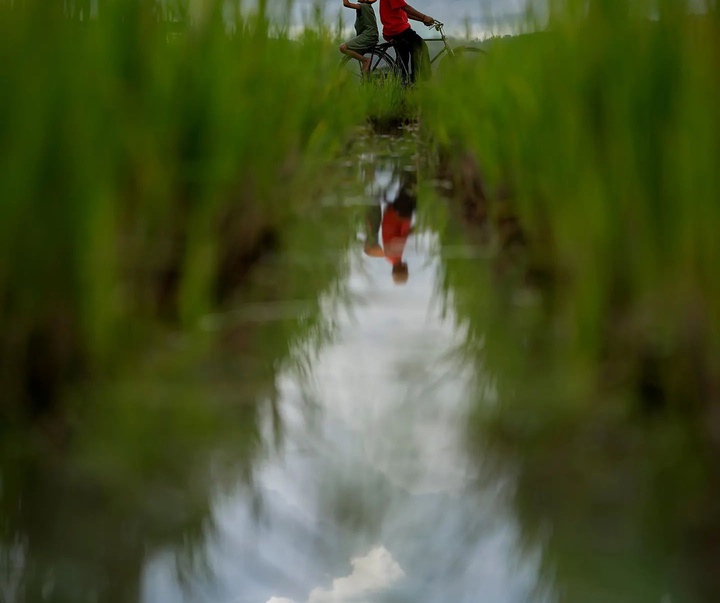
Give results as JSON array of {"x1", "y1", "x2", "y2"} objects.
[
  {"x1": 379, "y1": 0, "x2": 435, "y2": 84},
  {"x1": 382, "y1": 170, "x2": 417, "y2": 284}
]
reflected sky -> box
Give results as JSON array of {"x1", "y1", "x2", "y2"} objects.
[{"x1": 141, "y1": 140, "x2": 550, "y2": 603}]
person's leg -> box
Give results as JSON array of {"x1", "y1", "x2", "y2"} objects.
[
  {"x1": 340, "y1": 43, "x2": 371, "y2": 73},
  {"x1": 403, "y1": 28, "x2": 430, "y2": 83},
  {"x1": 387, "y1": 34, "x2": 411, "y2": 85}
]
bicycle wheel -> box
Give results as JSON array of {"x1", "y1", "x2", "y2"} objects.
[{"x1": 340, "y1": 48, "x2": 401, "y2": 83}]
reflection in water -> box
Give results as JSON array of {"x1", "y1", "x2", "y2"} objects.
[
  {"x1": 364, "y1": 169, "x2": 418, "y2": 286},
  {"x1": 295, "y1": 545, "x2": 404, "y2": 603},
  {"x1": 0, "y1": 151, "x2": 358, "y2": 601},
  {"x1": 435, "y1": 156, "x2": 720, "y2": 601},
  {"x1": 141, "y1": 135, "x2": 546, "y2": 603}
]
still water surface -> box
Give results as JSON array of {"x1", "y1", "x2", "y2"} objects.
[{"x1": 141, "y1": 137, "x2": 544, "y2": 603}]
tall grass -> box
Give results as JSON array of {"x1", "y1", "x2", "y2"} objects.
[
  {"x1": 0, "y1": 0, "x2": 366, "y2": 418},
  {"x1": 0, "y1": 3, "x2": 375, "y2": 592},
  {"x1": 422, "y1": 0, "x2": 720, "y2": 415},
  {"x1": 424, "y1": 3, "x2": 720, "y2": 600}
]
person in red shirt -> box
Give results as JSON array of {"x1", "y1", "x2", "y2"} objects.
[{"x1": 379, "y1": 0, "x2": 435, "y2": 84}]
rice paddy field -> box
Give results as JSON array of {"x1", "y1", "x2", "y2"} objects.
[{"x1": 1, "y1": 0, "x2": 719, "y2": 601}]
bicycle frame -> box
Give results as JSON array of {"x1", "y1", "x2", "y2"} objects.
[
  {"x1": 341, "y1": 20, "x2": 474, "y2": 80},
  {"x1": 423, "y1": 22, "x2": 456, "y2": 64}
]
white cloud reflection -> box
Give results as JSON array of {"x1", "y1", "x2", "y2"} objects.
[
  {"x1": 266, "y1": 545, "x2": 405, "y2": 603},
  {"x1": 308, "y1": 546, "x2": 405, "y2": 603}
]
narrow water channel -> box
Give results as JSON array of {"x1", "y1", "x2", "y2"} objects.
[{"x1": 140, "y1": 129, "x2": 544, "y2": 603}]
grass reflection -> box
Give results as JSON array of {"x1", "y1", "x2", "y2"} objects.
[
  {"x1": 432, "y1": 187, "x2": 720, "y2": 602},
  {"x1": 0, "y1": 147, "x2": 363, "y2": 603},
  {"x1": 420, "y1": 2, "x2": 720, "y2": 600}
]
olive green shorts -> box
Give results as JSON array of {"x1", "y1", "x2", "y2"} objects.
[{"x1": 345, "y1": 33, "x2": 378, "y2": 53}]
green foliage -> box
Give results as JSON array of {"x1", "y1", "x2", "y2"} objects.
[
  {"x1": 0, "y1": 0, "x2": 362, "y2": 417},
  {"x1": 423, "y1": 3, "x2": 720, "y2": 600},
  {"x1": 0, "y1": 7, "x2": 367, "y2": 587},
  {"x1": 361, "y1": 75, "x2": 412, "y2": 127},
  {"x1": 422, "y1": 1, "x2": 720, "y2": 407}
]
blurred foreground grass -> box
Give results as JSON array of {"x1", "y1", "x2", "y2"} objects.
[
  {"x1": 423, "y1": 0, "x2": 720, "y2": 418},
  {"x1": 0, "y1": 0, "x2": 374, "y2": 419},
  {"x1": 424, "y1": 2, "x2": 720, "y2": 600},
  {"x1": 3, "y1": 0, "x2": 720, "y2": 598}
]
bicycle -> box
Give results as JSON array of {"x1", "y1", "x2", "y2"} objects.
[{"x1": 340, "y1": 21, "x2": 486, "y2": 81}]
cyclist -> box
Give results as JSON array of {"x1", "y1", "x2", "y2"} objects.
[
  {"x1": 378, "y1": 0, "x2": 435, "y2": 84},
  {"x1": 339, "y1": 0, "x2": 379, "y2": 75}
]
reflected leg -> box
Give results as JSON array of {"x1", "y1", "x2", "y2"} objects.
[{"x1": 364, "y1": 205, "x2": 384, "y2": 257}]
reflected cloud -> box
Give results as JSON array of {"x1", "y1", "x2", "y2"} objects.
[
  {"x1": 266, "y1": 545, "x2": 404, "y2": 603},
  {"x1": 308, "y1": 546, "x2": 405, "y2": 603}
]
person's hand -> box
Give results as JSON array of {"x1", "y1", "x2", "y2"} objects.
[{"x1": 423, "y1": 15, "x2": 435, "y2": 26}]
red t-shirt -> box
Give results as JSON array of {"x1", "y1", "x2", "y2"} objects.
[
  {"x1": 382, "y1": 206, "x2": 412, "y2": 264},
  {"x1": 379, "y1": 0, "x2": 410, "y2": 38}
]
